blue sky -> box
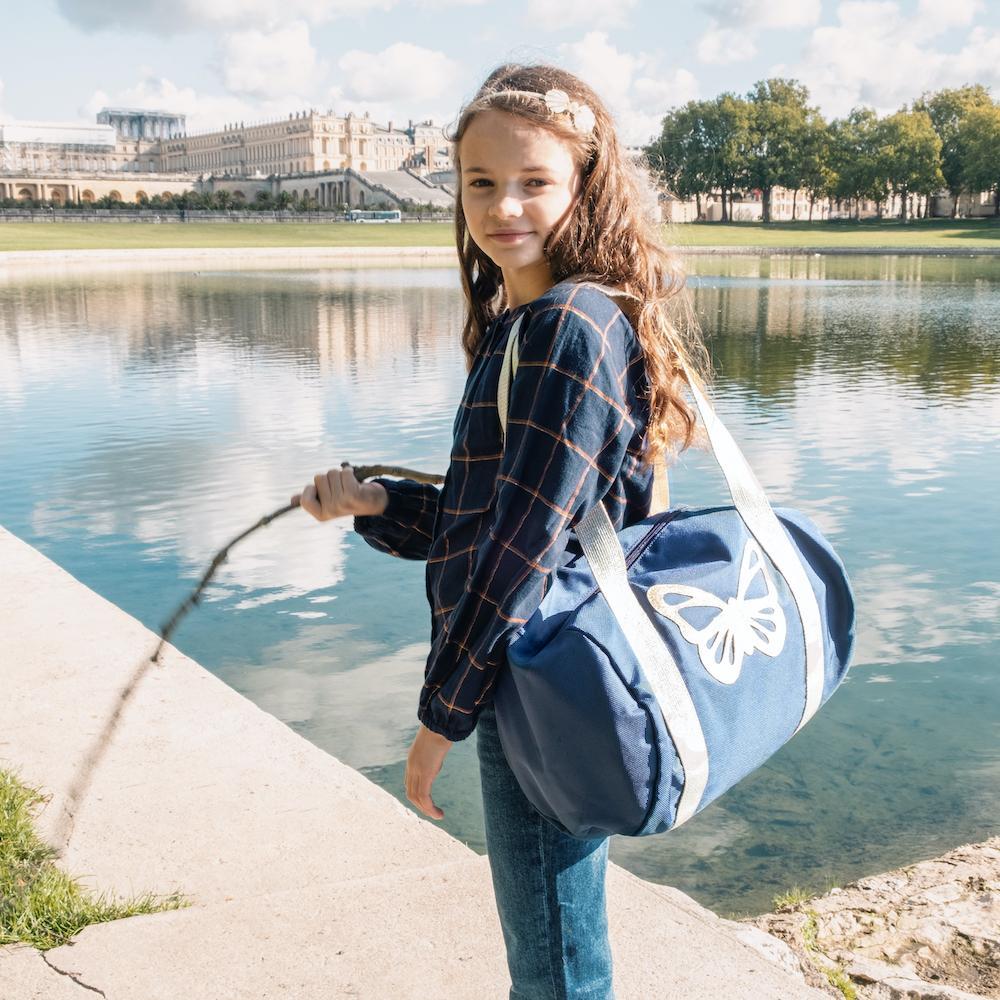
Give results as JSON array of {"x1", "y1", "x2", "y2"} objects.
[{"x1": 1, "y1": 0, "x2": 998, "y2": 145}]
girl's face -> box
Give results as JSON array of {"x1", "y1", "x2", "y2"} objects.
[{"x1": 459, "y1": 110, "x2": 582, "y2": 288}]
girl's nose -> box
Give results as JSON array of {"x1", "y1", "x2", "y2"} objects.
[{"x1": 490, "y1": 195, "x2": 523, "y2": 219}]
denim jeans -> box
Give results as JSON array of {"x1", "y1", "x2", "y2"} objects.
[{"x1": 476, "y1": 701, "x2": 615, "y2": 1000}]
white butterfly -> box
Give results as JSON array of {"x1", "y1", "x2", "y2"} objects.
[{"x1": 646, "y1": 539, "x2": 786, "y2": 685}]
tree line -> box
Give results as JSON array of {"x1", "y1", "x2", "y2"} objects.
[
  {"x1": 0, "y1": 188, "x2": 451, "y2": 215},
  {"x1": 643, "y1": 81, "x2": 1000, "y2": 222}
]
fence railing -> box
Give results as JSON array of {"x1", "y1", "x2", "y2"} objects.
[{"x1": 0, "y1": 208, "x2": 454, "y2": 224}]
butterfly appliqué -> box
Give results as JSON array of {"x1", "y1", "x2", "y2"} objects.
[{"x1": 646, "y1": 539, "x2": 787, "y2": 684}]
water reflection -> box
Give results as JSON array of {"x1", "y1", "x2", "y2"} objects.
[{"x1": 1, "y1": 257, "x2": 998, "y2": 915}]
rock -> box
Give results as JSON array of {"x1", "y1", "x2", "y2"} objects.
[{"x1": 748, "y1": 836, "x2": 1000, "y2": 1000}]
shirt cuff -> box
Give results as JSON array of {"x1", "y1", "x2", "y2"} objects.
[{"x1": 417, "y1": 692, "x2": 478, "y2": 742}]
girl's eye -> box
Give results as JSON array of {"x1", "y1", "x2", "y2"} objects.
[{"x1": 466, "y1": 178, "x2": 550, "y2": 188}]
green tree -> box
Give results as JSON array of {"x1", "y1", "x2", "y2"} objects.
[
  {"x1": 646, "y1": 100, "x2": 714, "y2": 219},
  {"x1": 829, "y1": 109, "x2": 887, "y2": 219},
  {"x1": 914, "y1": 85, "x2": 993, "y2": 216},
  {"x1": 790, "y1": 112, "x2": 832, "y2": 220},
  {"x1": 645, "y1": 94, "x2": 748, "y2": 221},
  {"x1": 744, "y1": 78, "x2": 813, "y2": 223},
  {"x1": 703, "y1": 94, "x2": 749, "y2": 221},
  {"x1": 959, "y1": 103, "x2": 1000, "y2": 215},
  {"x1": 878, "y1": 109, "x2": 944, "y2": 220}
]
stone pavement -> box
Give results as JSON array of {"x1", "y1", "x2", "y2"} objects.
[{"x1": 0, "y1": 525, "x2": 829, "y2": 999}]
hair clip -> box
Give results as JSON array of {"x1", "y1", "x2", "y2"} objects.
[{"x1": 542, "y1": 89, "x2": 596, "y2": 133}]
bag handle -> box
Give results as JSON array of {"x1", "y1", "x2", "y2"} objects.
[{"x1": 496, "y1": 304, "x2": 826, "y2": 827}]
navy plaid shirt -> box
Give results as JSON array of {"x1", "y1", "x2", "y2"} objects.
[{"x1": 354, "y1": 280, "x2": 655, "y2": 741}]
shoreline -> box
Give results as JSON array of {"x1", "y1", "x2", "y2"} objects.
[
  {"x1": 0, "y1": 245, "x2": 460, "y2": 273},
  {"x1": 0, "y1": 243, "x2": 997, "y2": 274}
]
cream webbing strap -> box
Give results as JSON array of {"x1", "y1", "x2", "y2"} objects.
[{"x1": 679, "y1": 375, "x2": 825, "y2": 733}]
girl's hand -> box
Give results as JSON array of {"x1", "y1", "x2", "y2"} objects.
[
  {"x1": 292, "y1": 462, "x2": 388, "y2": 521},
  {"x1": 405, "y1": 724, "x2": 454, "y2": 821}
]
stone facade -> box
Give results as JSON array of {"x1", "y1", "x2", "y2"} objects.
[
  {"x1": 0, "y1": 174, "x2": 195, "y2": 205},
  {"x1": 158, "y1": 109, "x2": 448, "y2": 177},
  {"x1": 1, "y1": 106, "x2": 453, "y2": 207}
]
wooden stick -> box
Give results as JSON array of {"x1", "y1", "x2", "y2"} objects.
[
  {"x1": 52, "y1": 463, "x2": 443, "y2": 852},
  {"x1": 150, "y1": 463, "x2": 444, "y2": 661}
]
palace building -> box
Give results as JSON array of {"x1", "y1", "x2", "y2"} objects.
[{"x1": 0, "y1": 106, "x2": 455, "y2": 209}]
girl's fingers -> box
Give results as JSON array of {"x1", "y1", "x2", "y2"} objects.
[
  {"x1": 314, "y1": 471, "x2": 333, "y2": 513},
  {"x1": 337, "y1": 463, "x2": 358, "y2": 505},
  {"x1": 299, "y1": 482, "x2": 321, "y2": 519},
  {"x1": 405, "y1": 770, "x2": 445, "y2": 820},
  {"x1": 299, "y1": 465, "x2": 362, "y2": 521}
]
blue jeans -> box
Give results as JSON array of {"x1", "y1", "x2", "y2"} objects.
[{"x1": 476, "y1": 701, "x2": 615, "y2": 1000}]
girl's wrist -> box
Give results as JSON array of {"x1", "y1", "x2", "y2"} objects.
[
  {"x1": 363, "y1": 482, "x2": 389, "y2": 517},
  {"x1": 418, "y1": 722, "x2": 454, "y2": 745}
]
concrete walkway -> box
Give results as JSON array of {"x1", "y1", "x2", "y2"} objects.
[{"x1": 0, "y1": 526, "x2": 829, "y2": 999}]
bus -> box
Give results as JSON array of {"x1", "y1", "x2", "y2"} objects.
[{"x1": 348, "y1": 209, "x2": 402, "y2": 223}]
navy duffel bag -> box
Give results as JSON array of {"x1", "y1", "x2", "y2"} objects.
[{"x1": 492, "y1": 312, "x2": 856, "y2": 839}]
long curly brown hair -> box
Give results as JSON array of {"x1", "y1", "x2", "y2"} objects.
[{"x1": 446, "y1": 62, "x2": 710, "y2": 468}]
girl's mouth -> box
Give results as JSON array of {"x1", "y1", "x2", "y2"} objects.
[{"x1": 490, "y1": 231, "x2": 533, "y2": 244}]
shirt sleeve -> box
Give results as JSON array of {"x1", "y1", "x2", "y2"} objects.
[
  {"x1": 353, "y1": 477, "x2": 441, "y2": 561},
  {"x1": 417, "y1": 295, "x2": 638, "y2": 741}
]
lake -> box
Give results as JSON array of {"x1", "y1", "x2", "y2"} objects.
[{"x1": 1, "y1": 253, "x2": 997, "y2": 916}]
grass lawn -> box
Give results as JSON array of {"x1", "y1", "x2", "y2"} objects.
[
  {"x1": 0, "y1": 218, "x2": 997, "y2": 252},
  {"x1": 0, "y1": 768, "x2": 188, "y2": 950},
  {"x1": 0, "y1": 221, "x2": 456, "y2": 252},
  {"x1": 670, "y1": 218, "x2": 1000, "y2": 248}
]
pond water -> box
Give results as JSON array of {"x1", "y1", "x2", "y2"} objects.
[{"x1": 1, "y1": 253, "x2": 998, "y2": 916}]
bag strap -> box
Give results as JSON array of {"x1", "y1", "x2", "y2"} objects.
[
  {"x1": 496, "y1": 308, "x2": 825, "y2": 828},
  {"x1": 497, "y1": 315, "x2": 671, "y2": 511}
]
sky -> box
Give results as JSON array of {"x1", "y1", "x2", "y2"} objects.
[{"x1": 1, "y1": 0, "x2": 998, "y2": 146}]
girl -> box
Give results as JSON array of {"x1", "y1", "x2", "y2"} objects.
[{"x1": 295, "y1": 63, "x2": 709, "y2": 1000}]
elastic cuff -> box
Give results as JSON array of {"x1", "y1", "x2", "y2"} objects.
[{"x1": 417, "y1": 700, "x2": 474, "y2": 743}]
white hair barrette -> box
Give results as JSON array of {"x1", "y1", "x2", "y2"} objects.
[
  {"x1": 542, "y1": 89, "x2": 596, "y2": 133},
  {"x1": 484, "y1": 87, "x2": 597, "y2": 134}
]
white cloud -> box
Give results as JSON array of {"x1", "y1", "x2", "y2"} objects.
[
  {"x1": 697, "y1": 0, "x2": 820, "y2": 65},
  {"x1": 953, "y1": 25, "x2": 1000, "y2": 82},
  {"x1": 784, "y1": 1, "x2": 1000, "y2": 118},
  {"x1": 915, "y1": 0, "x2": 982, "y2": 29},
  {"x1": 336, "y1": 42, "x2": 461, "y2": 121},
  {"x1": 702, "y1": 0, "x2": 822, "y2": 29},
  {"x1": 528, "y1": 0, "x2": 639, "y2": 30},
  {"x1": 219, "y1": 21, "x2": 325, "y2": 100},
  {"x1": 56, "y1": 0, "x2": 474, "y2": 33},
  {"x1": 696, "y1": 27, "x2": 758, "y2": 65},
  {"x1": 558, "y1": 31, "x2": 699, "y2": 145}
]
